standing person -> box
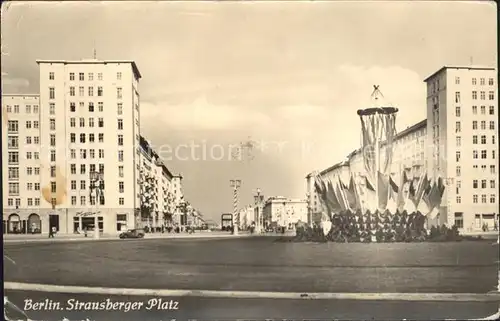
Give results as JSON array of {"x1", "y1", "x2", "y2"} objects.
[{"x1": 48, "y1": 226, "x2": 55, "y2": 238}]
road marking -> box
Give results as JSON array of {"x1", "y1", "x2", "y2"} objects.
[
  {"x1": 4, "y1": 282, "x2": 500, "y2": 302},
  {"x1": 3, "y1": 255, "x2": 16, "y2": 265}
]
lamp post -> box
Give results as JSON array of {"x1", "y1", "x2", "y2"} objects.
[
  {"x1": 230, "y1": 179, "x2": 241, "y2": 235},
  {"x1": 254, "y1": 188, "x2": 264, "y2": 233},
  {"x1": 306, "y1": 192, "x2": 312, "y2": 226},
  {"x1": 89, "y1": 171, "x2": 104, "y2": 239}
]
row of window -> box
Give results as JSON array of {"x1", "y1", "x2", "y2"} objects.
[
  {"x1": 455, "y1": 195, "x2": 496, "y2": 204},
  {"x1": 69, "y1": 118, "x2": 122, "y2": 129},
  {"x1": 472, "y1": 179, "x2": 496, "y2": 189},
  {"x1": 455, "y1": 105, "x2": 496, "y2": 116},
  {"x1": 4, "y1": 104, "x2": 40, "y2": 114},
  {"x1": 456, "y1": 165, "x2": 496, "y2": 176},
  {"x1": 49, "y1": 87, "x2": 123, "y2": 100},
  {"x1": 7, "y1": 151, "x2": 40, "y2": 164},
  {"x1": 472, "y1": 150, "x2": 496, "y2": 159},
  {"x1": 70, "y1": 133, "x2": 106, "y2": 143},
  {"x1": 455, "y1": 77, "x2": 495, "y2": 86},
  {"x1": 49, "y1": 71, "x2": 123, "y2": 82},
  {"x1": 472, "y1": 135, "x2": 496, "y2": 144},
  {"x1": 6, "y1": 198, "x2": 39, "y2": 207},
  {"x1": 455, "y1": 91, "x2": 495, "y2": 102}
]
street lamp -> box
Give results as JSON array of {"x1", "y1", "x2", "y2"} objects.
[
  {"x1": 253, "y1": 188, "x2": 264, "y2": 233},
  {"x1": 230, "y1": 179, "x2": 242, "y2": 235},
  {"x1": 89, "y1": 171, "x2": 104, "y2": 239},
  {"x1": 306, "y1": 192, "x2": 312, "y2": 226}
]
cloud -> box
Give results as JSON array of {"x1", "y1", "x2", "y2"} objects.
[{"x1": 1, "y1": 74, "x2": 30, "y2": 92}]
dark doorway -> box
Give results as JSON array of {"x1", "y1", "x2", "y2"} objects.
[{"x1": 49, "y1": 214, "x2": 59, "y2": 232}]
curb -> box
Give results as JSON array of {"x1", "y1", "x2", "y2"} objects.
[{"x1": 4, "y1": 282, "x2": 500, "y2": 302}]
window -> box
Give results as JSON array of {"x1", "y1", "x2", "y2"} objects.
[
  {"x1": 89, "y1": 118, "x2": 94, "y2": 127},
  {"x1": 26, "y1": 105, "x2": 31, "y2": 113},
  {"x1": 455, "y1": 77, "x2": 460, "y2": 85},
  {"x1": 98, "y1": 118, "x2": 104, "y2": 127},
  {"x1": 481, "y1": 106, "x2": 486, "y2": 114},
  {"x1": 50, "y1": 150, "x2": 56, "y2": 162},
  {"x1": 8, "y1": 182, "x2": 20, "y2": 196},
  {"x1": 79, "y1": 102, "x2": 84, "y2": 109},
  {"x1": 473, "y1": 150, "x2": 478, "y2": 159},
  {"x1": 99, "y1": 164, "x2": 104, "y2": 174},
  {"x1": 490, "y1": 194, "x2": 496, "y2": 204},
  {"x1": 50, "y1": 134, "x2": 56, "y2": 146},
  {"x1": 89, "y1": 102, "x2": 94, "y2": 112},
  {"x1": 70, "y1": 118, "x2": 76, "y2": 127},
  {"x1": 455, "y1": 106, "x2": 460, "y2": 117},
  {"x1": 80, "y1": 149, "x2": 87, "y2": 159},
  {"x1": 456, "y1": 166, "x2": 461, "y2": 176},
  {"x1": 90, "y1": 149, "x2": 95, "y2": 158},
  {"x1": 26, "y1": 120, "x2": 32, "y2": 129},
  {"x1": 71, "y1": 196, "x2": 77, "y2": 205},
  {"x1": 455, "y1": 121, "x2": 461, "y2": 133},
  {"x1": 118, "y1": 150, "x2": 124, "y2": 162},
  {"x1": 80, "y1": 133, "x2": 86, "y2": 143},
  {"x1": 481, "y1": 121, "x2": 486, "y2": 130},
  {"x1": 26, "y1": 152, "x2": 32, "y2": 160},
  {"x1": 26, "y1": 167, "x2": 33, "y2": 175},
  {"x1": 89, "y1": 133, "x2": 95, "y2": 142},
  {"x1": 88, "y1": 73, "x2": 94, "y2": 81},
  {"x1": 473, "y1": 180, "x2": 478, "y2": 189},
  {"x1": 472, "y1": 91, "x2": 477, "y2": 100},
  {"x1": 489, "y1": 91, "x2": 495, "y2": 100},
  {"x1": 490, "y1": 106, "x2": 495, "y2": 115},
  {"x1": 50, "y1": 118, "x2": 56, "y2": 130},
  {"x1": 34, "y1": 136, "x2": 39, "y2": 144},
  {"x1": 118, "y1": 119, "x2": 123, "y2": 130},
  {"x1": 119, "y1": 198, "x2": 125, "y2": 205},
  {"x1": 79, "y1": 86, "x2": 84, "y2": 96},
  {"x1": 117, "y1": 72, "x2": 122, "y2": 80},
  {"x1": 34, "y1": 152, "x2": 39, "y2": 160},
  {"x1": 493, "y1": 136, "x2": 496, "y2": 144},
  {"x1": 480, "y1": 78, "x2": 485, "y2": 86},
  {"x1": 473, "y1": 195, "x2": 478, "y2": 203},
  {"x1": 51, "y1": 181, "x2": 57, "y2": 193},
  {"x1": 98, "y1": 72, "x2": 103, "y2": 80},
  {"x1": 71, "y1": 149, "x2": 76, "y2": 159},
  {"x1": 34, "y1": 167, "x2": 40, "y2": 175},
  {"x1": 119, "y1": 181, "x2": 124, "y2": 193},
  {"x1": 80, "y1": 180, "x2": 86, "y2": 190},
  {"x1": 472, "y1": 106, "x2": 478, "y2": 114},
  {"x1": 80, "y1": 164, "x2": 86, "y2": 175},
  {"x1": 481, "y1": 194, "x2": 487, "y2": 203},
  {"x1": 118, "y1": 135, "x2": 124, "y2": 146},
  {"x1": 456, "y1": 136, "x2": 461, "y2": 147},
  {"x1": 79, "y1": 117, "x2": 85, "y2": 127},
  {"x1": 473, "y1": 121, "x2": 478, "y2": 130},
  {"x1": 456, "y1": 151, "x2": 461, "y2": 162},
  {"x1": 97, "y1": 86, "x2": 103, "y2": 96},
  {"x1": 70, "y1": 164, "x2": 76, "y2": 174},
  {"x1": 98, "y1": 102, "x2": 103, "y2": 112},
  {"x1": 88, "y1": 87, "x2": 94, "y2": 96},
  {"x1": 49, "y1": 87, "x2": 55, "y2": 99},
  {"x1": 70, "y1": 87, "x2": 75, "y2": 96},
  {"x1": 8, "y1": 120, "x2": 18, "y2": 132},
  {"x1": 490, "y1": 165, "x2": 496, "y2": 174},
  {"x1": 489, "y1": 78, "x2": 494, "y2": 86},
  {"x1": 490, "y1": 121, "x2": 495, "y2": 130},
  {"x1": 34, "y1": 120, "x2": 39, "y2": 128},
  {"x1": 34, "y1": 183, "x2": 40, "y2": 190},
  {"x1": 79, "y1": 72, "x2": 84, "y2": 81},
  {"x1": 491, "y1": 180, "x2": 496, "y2": 188},
  {"x1": 481, "y1": 165, "x2": 486, "y2": 171},
  {"x1": 117, "y1": 103, "x2": 123, "y2": 115},
  {"x1": 455, "y1": 92, "x2": 460, "y2": 103},
  {"x1": 119, "y1": 166, "x2": 124, "y2": 178},
  {"x1": 117, "y1": 87, "x2": 122, "y2": 99},
  {"x1": 472, "y1": 78, "x2": 477, "y2": 85},
  {"x1": 80, "y1": 196, "x2": 86, "y2": 206},
  {"x1": 50, "y1": 165, "x2": 56, "y2": 177},
  {"x1": 90, "y1": 164, "x2": 96, "y2": 173},
  {"x1": 98, "y1": 133, "x2": 104, "y2": 142},
  {"x1": 481, "y1": 135, "x2": 486, "y2": 144},
  {"x1": 99, "y1": 149, "x2": 105, "y2": 158},
  {"x1": 480, "y1": 91, "x2": 486, "y2": 100},
  {"x1": 480, "y1": 180, "x2": 487, "y2": 189},
  {"x1": 70, "y1": 102, "x2": 76, "y2": 112},
  {"x1": 70, "y1": 72, "x2": 75, "y2": 81},
  {"x1": 8, "y1": 167, "x2": 19, "y2": 179},
  {"x1": 70, "y1": 133, "x2": 76, "y2": 143},
  {"x1": 26, "y1": 136, "x2": 32, "y2": 144}
]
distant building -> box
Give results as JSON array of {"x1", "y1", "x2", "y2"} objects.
[
  {"x1": 262, "y1": 197, "x2": 307, "y2": 229},
  {"x1": 238, "y1": 205, "x2": 255, "y2": 229}
]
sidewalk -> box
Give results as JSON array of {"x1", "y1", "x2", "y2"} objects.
[{"x1": 3, "y1": 231, "x2": 251, "y2": 243}]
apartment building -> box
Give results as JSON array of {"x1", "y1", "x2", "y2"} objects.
[
  {"x1": 305, "y1": 66, "x2": 498, "y2": 234},
  {"x1": 2, "y1": 94, "x2": 42, "y2": 234},
  {"x1": 424, "y1": 66, "x2": 498, "y2": 232},
  {"x1": 262, "y1": 197, "x2": 308, "y2": 229},
  {"x1": 238, "y1": 205, "x2": 255, "y2": 229}
]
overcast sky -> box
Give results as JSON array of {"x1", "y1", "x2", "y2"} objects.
[{"x1": 1, "y1": 1, "x2": 496, "y2": 222}]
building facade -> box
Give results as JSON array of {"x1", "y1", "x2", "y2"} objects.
[
  {"x1": 306, "y1": 66, "x2": 498, "y2": 235},
  {"x1": 238, "y1": 205, "x2": 255, "y2": 229},
  {"x1": 262, "y1": 197, "x2": 308, "y2": 229},
  {"x1": 424, "y1": 66, "x2": 498, "y2": 232}
]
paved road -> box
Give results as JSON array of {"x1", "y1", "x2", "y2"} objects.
[
  {"x1": 4, "y1": 290, "x2": 500, "y2": 321},
  {"x1": 4, "y1": 237, "x2": 498, "y2": 294}
]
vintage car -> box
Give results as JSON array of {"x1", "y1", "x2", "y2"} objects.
[{"x1": 119, "y1": 228, "x2": 145, "y2": 239}]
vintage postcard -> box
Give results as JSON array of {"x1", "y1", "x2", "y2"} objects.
[{"x1": 2, "y1": 0, "x2": 499, "y2": 320}]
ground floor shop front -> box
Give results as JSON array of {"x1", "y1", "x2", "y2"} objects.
[{"x1": 2, "y1": 208, "x2": 138, "y2": 235}]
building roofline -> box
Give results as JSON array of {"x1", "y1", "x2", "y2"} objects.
[
  {"x1": 2, "y1": 93, "x2": 40, "y2": 97},
  {"x1": 423, "y1": 65, "x2": 495, "y2": 82},
  {"x1": 36, "y1": 59, "x2": 142, "y2": 80}
]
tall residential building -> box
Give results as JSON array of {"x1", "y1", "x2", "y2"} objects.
[
  {"x1": 2, "y1": 94, "x2": 42, "y2": 233},
  {"x1": 424, "y1": 66, "x2": 498, "y2": 232},
  {"x1": 262, "y1": 197, "x2": 308, "y2": 229}
]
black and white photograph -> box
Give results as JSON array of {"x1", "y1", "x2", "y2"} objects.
[{"x1": 2, "y1": 1, "x2": 499, "y2": 320}]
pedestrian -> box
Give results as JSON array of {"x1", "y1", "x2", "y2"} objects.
[
  {"x1": 48, "y1": 226, "x2": 56, "y2": 238},
  {"x1": 84, "y1": 227, "x2": 88, "y2": 237}
]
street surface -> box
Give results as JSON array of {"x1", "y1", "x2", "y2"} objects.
[
  {"x1": 4, "y1": 290, "x2": 500, "y2": 320},
  {"x1": 4, "y1": 237, "x2": 498, "y2": 293}
]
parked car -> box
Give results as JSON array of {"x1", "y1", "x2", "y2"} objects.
[{"x1": 119, "y1": 228, "x2": 145, "y2": 239}]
